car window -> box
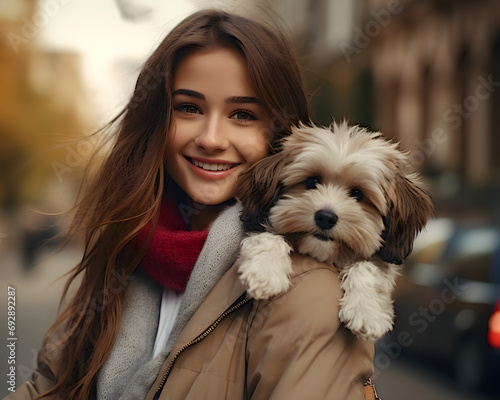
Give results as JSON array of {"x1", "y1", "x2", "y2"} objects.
[{"x1": 447, "y1": 229, "x2": 500, "y2": 283}]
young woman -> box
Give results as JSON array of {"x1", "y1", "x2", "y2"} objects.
[{"x1": 7, "y1": 9, "x2": 375, "y2": 400}]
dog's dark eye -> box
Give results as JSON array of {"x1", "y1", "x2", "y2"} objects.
[
  {"x1": 350, "y1": 188, "x2": 364, "y2": 202},
  {"x1": 305, "y1": 177, "x2": 320, "y2": 190}
]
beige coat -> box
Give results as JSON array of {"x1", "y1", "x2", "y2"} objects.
[{"x1": 7, "y1": 253, "x2": 374, "y2": 400}]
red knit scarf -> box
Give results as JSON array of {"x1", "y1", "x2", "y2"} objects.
[{"x1": 137, "y1": 195, "x2": 209, "y2": 293}]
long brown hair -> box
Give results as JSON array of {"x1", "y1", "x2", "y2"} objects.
[{"x1": 37, "y1": 9, "x2": 310, "y2": 399}]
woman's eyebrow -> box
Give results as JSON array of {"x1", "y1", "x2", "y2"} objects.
[
  {"x1": 226, "y1": 96, "x2": 262, "y2": 105},
  {"x1": 172, "y1": 90, "x2": 261, "y2": 105},
  {"x1": 172, "y1": 89, "x2": 205, "y2": 100}
]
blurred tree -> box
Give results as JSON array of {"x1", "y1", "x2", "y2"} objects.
[{"x1": 0, "y1": 7, "x2": 89, "y2": 214}]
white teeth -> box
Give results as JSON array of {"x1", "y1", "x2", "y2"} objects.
[{"x1": 191, "y1": 159, "x2": 234, "y2": 171}]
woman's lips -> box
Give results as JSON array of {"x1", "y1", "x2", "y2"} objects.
[{"x1": 184, "y1": 156, "x2": 240, "y2": 181}]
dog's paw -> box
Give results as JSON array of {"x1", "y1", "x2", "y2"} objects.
[
  {"x1": 239, "y1": 258, "x2": 292, "y2": 300},
  {"x1": 236, "y1": 232, "x2": 293, "y2": 300},
  {"x1": 338, "y1": 260, "x2": 397, "y2": 341},
  {"x1": 339, "y1": 302, "x2": 394, "y2": 341}
]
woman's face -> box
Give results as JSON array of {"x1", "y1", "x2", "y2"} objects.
[{"x1": 167, "y1": 47, "x2": 271, "y2": 205}]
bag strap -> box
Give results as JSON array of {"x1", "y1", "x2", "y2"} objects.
[{"x1": 364, "y1": 379, "x2": 382, "y2": 400}]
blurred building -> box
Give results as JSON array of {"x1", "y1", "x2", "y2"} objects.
[
  {"x1": 0, "y1": 0, "x2": 91, "y2": 214},
  {"x1": 270, "y1": 0, "x2": 373, "y2": 128},
  {"x1": 366, "y1": 0, "x2": 500, "y2": 207},
  {"x1": 270, "y1": 0, "x2": 500, "y2": 220}
]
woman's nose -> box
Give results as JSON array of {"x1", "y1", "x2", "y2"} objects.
[{"x1": 194, "y1": 116, "x2": 230, "y2": 153}]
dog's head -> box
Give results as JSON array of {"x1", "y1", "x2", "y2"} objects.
[{"x1": 237, "y1": 122, "x2": 433, "y2": 265}]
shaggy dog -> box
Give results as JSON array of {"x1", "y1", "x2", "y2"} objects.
[{"x1": 235, "y1": 122, "x2": 433, "y2": 341}]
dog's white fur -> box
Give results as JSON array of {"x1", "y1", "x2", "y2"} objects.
[
  {"x1": 238, "y1": 232, "x2": 293, "y2": 300},
  {"x1": 338, "y1": 260, "x2": 401, "y2": 340},
  {"x1": 235, "y1": 122, "x2": 433, "y2": 341}
]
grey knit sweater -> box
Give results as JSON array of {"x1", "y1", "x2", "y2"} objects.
[{"x1": 96, "y1": 203, "x2": 244, "y2": 400}]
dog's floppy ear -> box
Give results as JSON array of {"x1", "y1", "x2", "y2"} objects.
[
  {"x1": 377, "y1": 174, "x2": 434, "y2": 264},
  {"x1": 236, "y1": 151, "x2": 287, "y2": 232}
]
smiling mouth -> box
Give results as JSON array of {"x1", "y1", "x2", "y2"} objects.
[
  {"x1": 185, "y1": 156, "x2": 240, "y2": 172},
  {"x1": 313, "y1": 233, "x2": 334, "y2": 242}
]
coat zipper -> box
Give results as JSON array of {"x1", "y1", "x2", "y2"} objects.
[{"x1": 152, "y1": 294, "x2": 249, "y2": 400}]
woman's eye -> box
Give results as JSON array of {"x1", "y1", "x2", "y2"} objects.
[
  {"x1": 231, "y1": 110, "x2": 257, "y2": 121},
  {"x1": 349, "y1": 188, "x2": 364, "y2": 202},
  {"x1": 305, "y1": 177, "x2": 320, "y2": 190},
  {"x1": 174, "y1": 104, "x2": 201, "y2": 114}
]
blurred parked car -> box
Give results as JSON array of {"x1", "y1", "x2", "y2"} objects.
[{"x1": 392, "y1": 219, "x2": 500, "y2": 392}]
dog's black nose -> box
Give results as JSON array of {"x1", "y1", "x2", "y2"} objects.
[{"x1": 315, "y1": 210, "x2": 338, "y2": 230}]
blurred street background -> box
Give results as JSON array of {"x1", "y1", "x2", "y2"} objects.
[{"x1": 1, "y1": 0, "x2": 500, "y2": 398}]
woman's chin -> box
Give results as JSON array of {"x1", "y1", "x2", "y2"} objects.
[
  {"x1": 191, "y1": 195, "x2": 233, "y2": 207},
  {"x1": 185, "y1": 184, "x2": 236, "y2": 207}
]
